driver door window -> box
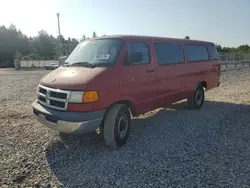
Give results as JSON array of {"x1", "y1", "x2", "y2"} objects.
[{"x1": 125, "y1": 42, "x2": 150, "y2": 65}]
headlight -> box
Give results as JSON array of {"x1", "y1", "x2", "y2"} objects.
[
  {"x1": 69, "y1": 91, "x2": 99, "y2": 103},
  {"x1": 69, "y1": 91, "x2": 84, "y2": 103}
]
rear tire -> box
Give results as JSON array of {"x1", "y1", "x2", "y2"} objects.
[
  {"x1": 187, "y1": 85, "x2": 205, "y2": 110},
  {"x1": 103, "y1": 104, "x2": 131, "y2": 148}
]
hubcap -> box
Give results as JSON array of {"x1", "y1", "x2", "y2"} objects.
[
  {"x1": 117, "y1": 114, "x2": 128, "y2": 138},
  {"x1": 195, "y1": 89, "x2": 203, "y2": 106}
]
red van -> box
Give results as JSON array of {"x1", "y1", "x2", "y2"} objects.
[{"x1": 32, "y1": 35, "x2": 220, "y2": 148}]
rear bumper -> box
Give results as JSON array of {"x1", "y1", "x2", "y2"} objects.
[{"x1": 32, "y1": 101, "x2": 106, "y2": 134}]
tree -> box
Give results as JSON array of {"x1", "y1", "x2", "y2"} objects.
[
  {"x1": 216, "y1": 45, "x2": 222, "y2": 52},
  {"x1": 237, "y1": 45, "x2": 250, "y2": 52},
  {"x1": 71, "y1": 38, "x2": 79, "y2": 46},
  {"x1": 0, "y1": 24, "x2": 31, "y2": 67},
  {"x1": 92, "y1": 31, "x2": 97, "y2": 38},
  {"x1": 80, "y1": 34, "x2": 86, "y2": 42},
  {"x1": 185, "y1": 36, "x2": 190, "y2": 40},
  {"x1": 32, "y1": 30, "x2": 56, "y2": 59}
]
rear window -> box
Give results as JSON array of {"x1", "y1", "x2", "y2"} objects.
[
  {"x1": 185, "y1": 44, "x2": 209, "y2": 62},
  {"x1": 207, "y1": 45, "x2": 219, "y2": 60},
  {"x1": 154, "y1": 43, "x2": 184, "y2": 65}
]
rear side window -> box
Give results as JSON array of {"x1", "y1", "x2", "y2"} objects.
[
  {"x1": 185, "y1": 45, "x2": 209, "y2": 62},
  {"x1": 154, "y1": 43, "x2": 184, "y2": 65},
  {"x1": 207, "y1": 45, "x2": 219, "y2": 60},
  {"x1": 126, "y1": 42, "x2": 150, "y2": 65}
]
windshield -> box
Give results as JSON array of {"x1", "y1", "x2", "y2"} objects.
[{"x1": 65, "y1": 38, "x2": 124, "y2": 67}]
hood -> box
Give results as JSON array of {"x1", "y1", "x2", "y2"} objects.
[{"x1": 40, "y1": 66, "x2": 106, "y2": 90}]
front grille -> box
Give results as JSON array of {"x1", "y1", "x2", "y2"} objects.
[
  {"x1": 39, "y1": 87, "x2": 47, "y2": 95},
  {"x1": 38, "y1": 96, "x2": 46, "y2": 103},
  {"x1": 50, "y1": 100, "x2": 65, "y2": 108},
  {"x1": 37, "y1": 85, "x2": 70, "y2": 111},
  {"x1": 50, "y1": 91, "x2": 67, "y2": 99}
]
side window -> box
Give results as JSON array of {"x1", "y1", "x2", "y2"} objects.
[
  {"x1": 154, "y1": 43, "x2": 184, "y2": 65},
  {"x1": 207, "y1": 45, "x2": 219, "y2": 60},
  {"x1": 126, "y1": 42, "x2": 150, "y2": 65},
  {"x1": 185, "y1": 44, "x2": 209, "y2": 62}
]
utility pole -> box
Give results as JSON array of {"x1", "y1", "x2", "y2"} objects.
[{"x1": 56, "y1": 13, "x2": 62, "y2": 59}]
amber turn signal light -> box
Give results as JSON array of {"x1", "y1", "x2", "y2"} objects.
[{"x1": 83, "y1": 91, "x2": 99, "y2": 103}]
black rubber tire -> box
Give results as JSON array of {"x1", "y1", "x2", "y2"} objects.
[
  {"x1": 103, "y1": 104, "x2": 131, "y2": 148},
  {"x1": 187, "y1": 85, "x2": 205, "y2": 110}
]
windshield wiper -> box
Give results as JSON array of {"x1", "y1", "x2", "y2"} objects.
[{"x1": 69, "y1": 62, "x2": 96, "y2": 68}]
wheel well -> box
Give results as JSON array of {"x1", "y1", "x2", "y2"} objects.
[
  {"x1": 198, "y1": 81, "x2": 207, "y2": 90},
  {"x1": 115, "y1": 100, "x2": 137, "y2": 117},
  {"x1": 100, "y1": 100, "x2": 136, "y2": 127}
]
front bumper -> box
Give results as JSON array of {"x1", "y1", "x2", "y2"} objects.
[{"x1": 32, "y1": 101, "x2": 106, "y2": 134}]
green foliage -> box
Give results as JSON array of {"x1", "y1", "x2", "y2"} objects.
[
  {"x1": 32, "y1": 30, "x2": 56, "y2": 59},
  {"x1": 0, "y1": 24, "x2": 82, "y2": 67},
  {"x1": 80, "y1": 34, "x2": 86, "y2": 42},
  {"x1": 217, "y1": 44, "x2": 250, "y2": 53},
  {"x1": 237, "y1": 45, "x2": 250, "y2": 52},
  {"x1": 92, "y1": 31, "x2": 97, "y2": 38},
  {"x1": 0, "y1": 25, "x2": 31, "y2": 64}
]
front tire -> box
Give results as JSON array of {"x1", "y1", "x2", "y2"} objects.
[
  {"x1": 187, "y1": 85, "x2": 205, "y2": 110},
  {"x1": 103, "y1": 104, "x2": 131, "y2": 148}
]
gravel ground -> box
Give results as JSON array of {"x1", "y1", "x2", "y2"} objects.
[{"x1": 1, "y1": 67, "x2": 250, "y2": 188}]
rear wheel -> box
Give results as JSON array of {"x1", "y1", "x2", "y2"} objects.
[
  {"x1": 103, "y1": 104, "x2": 131, "y2": 148},
  {"x1": 187, "y1": 85, "x2": 205, "y2": 110}
]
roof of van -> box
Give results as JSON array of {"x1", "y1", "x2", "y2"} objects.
[{"x1": 95, "y1": 35, "x2": 215, "y2": 45}]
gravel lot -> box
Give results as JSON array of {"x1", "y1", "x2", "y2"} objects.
[{"x1": 1, "y1": 67, "x2": 250, "y2": 187}]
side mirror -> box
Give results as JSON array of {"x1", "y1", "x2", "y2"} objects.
[{"x1": 129, "y1": 52, "x2": 143, "y2": 64}]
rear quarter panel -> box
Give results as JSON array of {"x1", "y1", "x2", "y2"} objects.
[{"x1": 185, "y1": 60, "x2": 220, "y2": 95}]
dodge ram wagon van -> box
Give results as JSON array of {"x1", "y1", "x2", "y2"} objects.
[{"x1": 32, "y1": 35, "x2": 220, "y2": 148}]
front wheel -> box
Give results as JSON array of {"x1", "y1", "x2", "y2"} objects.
[
  {"x1": 103, "y1": 104, "x2": 131, "y2": 148},
  {"x1": 187, "y1": 85, "x2": 205, "y2": 110}
]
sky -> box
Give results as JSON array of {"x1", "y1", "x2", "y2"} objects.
[{"x1": 0, "y1": 0, "x2": 249, "y2": 47}]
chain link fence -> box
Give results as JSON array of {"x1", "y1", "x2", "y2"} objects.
[
  {"x1": 219, "y1": 52, "x2": 250, "y2": 62},
  {"x1": 219, "y1": 52, "x2": 250, "y2": 71},
  {"x1": 20, "y1": 60, "x2": 59, "y2": 70}
]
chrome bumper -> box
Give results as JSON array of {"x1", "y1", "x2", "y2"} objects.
[{"x1": 32, "y1": 101, "x2": 106, "y2": 134}]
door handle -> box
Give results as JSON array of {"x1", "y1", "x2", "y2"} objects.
[{"x1": 146, "y1": 69, "x2": 155, "y2": 73}]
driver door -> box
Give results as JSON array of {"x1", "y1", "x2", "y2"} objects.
[{"x1": 119, "y1": 40, "x2": 158, "y2": 114}]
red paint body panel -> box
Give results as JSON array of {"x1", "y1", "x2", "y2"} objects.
[
  {"x1": 117, "y1": 40, "x2": 158, "y2": 114},
  {"x1": 39, "y1": 35, "x2": 220, "y2": 115},
  {"x1": 40, "y1": 67, "x2": 106, "y2": 90}
]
